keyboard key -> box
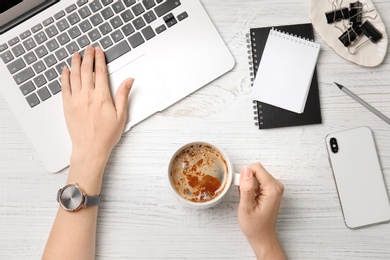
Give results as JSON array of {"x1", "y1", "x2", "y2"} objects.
[
  {"x1": 37, "y1": 87, "x2": 52, "y2": 101},
  {"x1": 8, "y1": 37, "x2": 20, "y2": 47},
  {"x1": 54, "y1": 10, "x2": 66, "y2": 20},
  {"x1": 99, "y1": 22, "x2": 112, "y2": 35},
  {"x1": 1, "y1": 50, "x2": 14, "y2": 63},
  {"x1": 123, "y1": 0, "x2": 136, "y2": 7},
  {"x1": 31, "y1": 24, "x2": 43, "y2": 33},
  {"x1": 20, "y1": 30, "x2": 31, "y2": 40},
  {"x1": 110, "y1": 16, "x2": 123, "y2": 29},
  {"x1": 45, "y1": 68, "x2": 58, "y2": 81},
  {"x1": 55, "y1": 62, "x2": 67, "y2": 75},
  {"x1": 77, "y1": 35, "x2": 90, "y2": 48},
  {"x1": 101, "y1": 0, "x2": 113, "y2": 6},
  {"x1": 13, "y1": 67, "x2": 35, "y2": 85},
  {"x1": 26, "y1": 93, "x2": 40, "y2": 108},
  {"x1": 48, "y1": 80, "x2": 62, "y2": 95},
  {"x1": 155, "y1": 24, "x2": 166, "y2": 34},
  {"x1": 68, "y1": 27, "x2": 82, "y2": 39},
  {"x1": 101, "y1": 7, "x2": 114, "y2": 20},
  {"x1": 55, "y1": 48, "x2": 68, "y2": 61},
  {"x1": 89, "y1": 1, "x2": 103, "y2": 12},
  {"x1": 33, "y1": 75, "x2": 47, "y2": 88},
  {"x1": 88, "y1": 29, "x2": 102, "y2": 42},
  {"x1": 12, "y1": 44, "x2": 25, "y2": 57},
  {"x1": 77, "y1": 0, "x2": 88, "y2": 7},
  {"x1": 34, "y1": 32, "x2": 48, "y2": 44},
  {"x1": 142, "y1": 0, "x2": 156, "y2": 10},
  {"x1": 35, "y1": 45, "x2": 48, "y2": 58},
  {"x1": 144, "y1": 11, "x2": 157, "y2": 23},
  {"x1": 7, "y1": 58, "x2": 26, "y2": 74},
  {"x1": 57, "y1": 33, "x2": 70, "y2": 45},
  {"x1": 121, "y1": 24, "x2": 135, "y2": 36},
  {"x1": 43, "y1": 17, "x2": 54, "y2": 26},
  {"x1": 32, "y1": 61, "x2": 46, "y2": 74},
  {"x1": 66, "y1": 4, "x2": 77, "y2": 13},
  {"x1": 80, "y1": 20, "x2": 93, "y2": 33},
  {"x1": 105, "y1": 40, "x2": 131, "y2": 63},
  {"x1": 112, "y1": 2, "x2": 125, "y2": 13},
  {"x1": 121, "y1": 10, "x2": 134, "y2": 23},
  {"x1": 24, "y1": 52, "x2": 37, "y2": 65},
  {"x1": 19, "y1": 81, "x2": 35, "y2": 95},
  {"x1": 100, "y1": 36, "x2": 113, "y2": 49},
  {"x1": 163, "y1": 13, "x2": 177, "y2": 28},
  {"x1": 78, "y1": 6, "x2": 92, "y2": 19},
  {"x1": 133, "y1": 17, "x2": 146, "y2": 30},
  {"x1": 66, "y1": 56, "x2": 73, "y2": 66},
  {"x1": 67, "y1": 13, "x2": 81, "y2": 25},
  {"x1": 111, "y1": 30, "x2": 124, "y2": 43},
  {"x1": 46, "y1": 39, "x2": 59, "y2": 52},
  {"x1": 155, "y1": 0, "x2": 181, "y2": 17},
  {"x1": 90, "y1": 13, "x2": 104, "y2": 26},
  {"x1": 177, "y1": 11, "x2": 188, "y2": 21},
  {"x1": 56, "y1": 19, "x2": 70, "y2": 32},
  {"x1": 132, "y1": 3, "x2": 145, "y2": 16},
  {"x1": 66, "y1": 42, "x2": 80, "y2": 55},
  {"x1": 23, "y1": 38, "x2": 36, "y2": 51},
  {"x1": 46, "y1": 25, "x2": 59, "y2": 38},
  {"x1": 128, "y1": 32, "x2": 144, "y2": 48},
  {"x1": 0, "y1": 43, "x2": 8, "y2": 52},
  {"x1": 141, "y1": 26, "x2": 155, "y2": 40},
  {"x1": 44, "y1": 54, "x2": 57, "y2": 67}
]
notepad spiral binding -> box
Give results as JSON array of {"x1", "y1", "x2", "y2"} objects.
[
  {"x1": 247, "y1": 31, "x2": 263, "y2": 127},
  {"x1": 270, "y1": 28, "x2": 320, "y2": 48}
]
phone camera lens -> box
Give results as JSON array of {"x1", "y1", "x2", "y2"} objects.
[{"x1": 330, "y1": 138, "x2": 338, "y2": 153}]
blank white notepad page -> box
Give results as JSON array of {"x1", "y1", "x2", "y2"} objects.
[{"x1": 250, "y1": 29, "x2": 320, "y2": 113}]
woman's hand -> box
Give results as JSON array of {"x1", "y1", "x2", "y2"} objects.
[
  {"x1": 61, "y1": 45, "x2": 133, "y2": 161},
  {"x1": 238, "y1": 163, "x2": 285, "y2": 260}
]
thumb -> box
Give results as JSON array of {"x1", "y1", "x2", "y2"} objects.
[
  {"x1": 239, "y1": 166, "x2": 258, "y2": 210},
  {"x1": 115, "y1": 78, "x2": 134, "y2": 120}
]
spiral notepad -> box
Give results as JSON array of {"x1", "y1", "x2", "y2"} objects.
[
  {"x1": 250, "y1": 28, "x2": 320, "y2": 114},
  {"x1": 248, "y1": 23, "x2": 322, "y2": 129}
]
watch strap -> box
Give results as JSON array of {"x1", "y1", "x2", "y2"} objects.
[{"x1": 83, "y1": 194, "x2": 101, "y2": 207}]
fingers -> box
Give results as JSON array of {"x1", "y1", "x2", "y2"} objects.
[
  {"x1": 249, "y1": 162, "x2": 284, "y2": 197},
  {"x1": 94, "y1": 46, "x2": 110, "y2": 95},
  {"x1": 80, "y1": 46, "x2": 95, "y2": 89},
  {"x1": 239, "y1": 167, "x2": 258, "y2": 210},
  {"x1": 115, "y1": 78, "x2": 134, "y2": 120},
  {"x1": 70, "y1": 51, "x2": 82, "y2": 92},
  {"x1": 61, "y1": 66, "x2": 71, "y2": 99}
]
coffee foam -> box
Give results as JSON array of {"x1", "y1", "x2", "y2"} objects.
[{"x1": 170, "y1": 144, "x2": 229, "y2": 202}]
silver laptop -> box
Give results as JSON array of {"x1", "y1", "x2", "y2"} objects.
[{"x1": 0, "y1": 0, "x2": 235, "y2": 172}]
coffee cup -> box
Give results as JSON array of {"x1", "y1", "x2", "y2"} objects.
[{"x1": 168, "y1": 142, "x2": 240, "y2": 209}]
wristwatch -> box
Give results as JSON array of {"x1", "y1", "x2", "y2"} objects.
[{"x1": 57, "y1": 183, "x2": 100, "y2": 212}]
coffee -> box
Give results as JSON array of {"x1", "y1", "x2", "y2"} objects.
[{"x1": 170, "y1": 144, "x2": 229, "y2": 202}]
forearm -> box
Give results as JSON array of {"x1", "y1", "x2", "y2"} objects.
[{"x1": 43, "y1": 153, "x2": 109, "y2": 260}]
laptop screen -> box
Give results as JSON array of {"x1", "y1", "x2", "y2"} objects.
[{"x1": 0, "y1": 0, "x2": 59, "y2": 34}]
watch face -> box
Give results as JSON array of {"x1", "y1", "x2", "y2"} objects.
[{"x1": 60, "y1": 184, "x2": 83, "y2": 211}]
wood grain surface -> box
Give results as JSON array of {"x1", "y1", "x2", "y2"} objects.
[{"x1": 1, "y1": 0, "x2": 390, "y2": 259}]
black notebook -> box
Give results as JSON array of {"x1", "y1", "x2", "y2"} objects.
[{"x1": 249, "y1": 23, "x2": 322, "y2": 129}]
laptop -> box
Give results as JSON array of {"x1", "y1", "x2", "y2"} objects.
[{"x1": 0, "y1": 0, "x2": 235, "y2": 172}]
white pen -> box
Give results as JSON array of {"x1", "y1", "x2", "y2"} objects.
[{"x1": 335, "y1": 82, "x2": 390, "y2": 125}]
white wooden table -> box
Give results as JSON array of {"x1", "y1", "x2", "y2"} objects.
[{"x1": 1, "y1": 0, "x2": 390, "y2": 259}]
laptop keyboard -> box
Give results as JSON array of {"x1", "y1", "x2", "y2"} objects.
[{"x1": 0, "y1": 0, "x2": 187, "y2": 108}]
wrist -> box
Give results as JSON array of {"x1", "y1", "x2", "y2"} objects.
[
  {"x1": 249, "y1": 234, "x2": 286, "y2": 260},
  {"x1": 67, "y1": 148, "x2": 110, "y2": 195}
]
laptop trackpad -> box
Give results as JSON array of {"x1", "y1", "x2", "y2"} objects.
[{"x1": 108, "y1": 55, "x2": 171, "y2": 127}]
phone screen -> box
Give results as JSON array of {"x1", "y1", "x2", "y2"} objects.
[{"x1": 326, "y1": 126, "x2": 390, "y2": 229}]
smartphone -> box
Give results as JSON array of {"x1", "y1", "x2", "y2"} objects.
[{"x1": 325, "y1": 126, "x2": 390, "y2": 229}]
